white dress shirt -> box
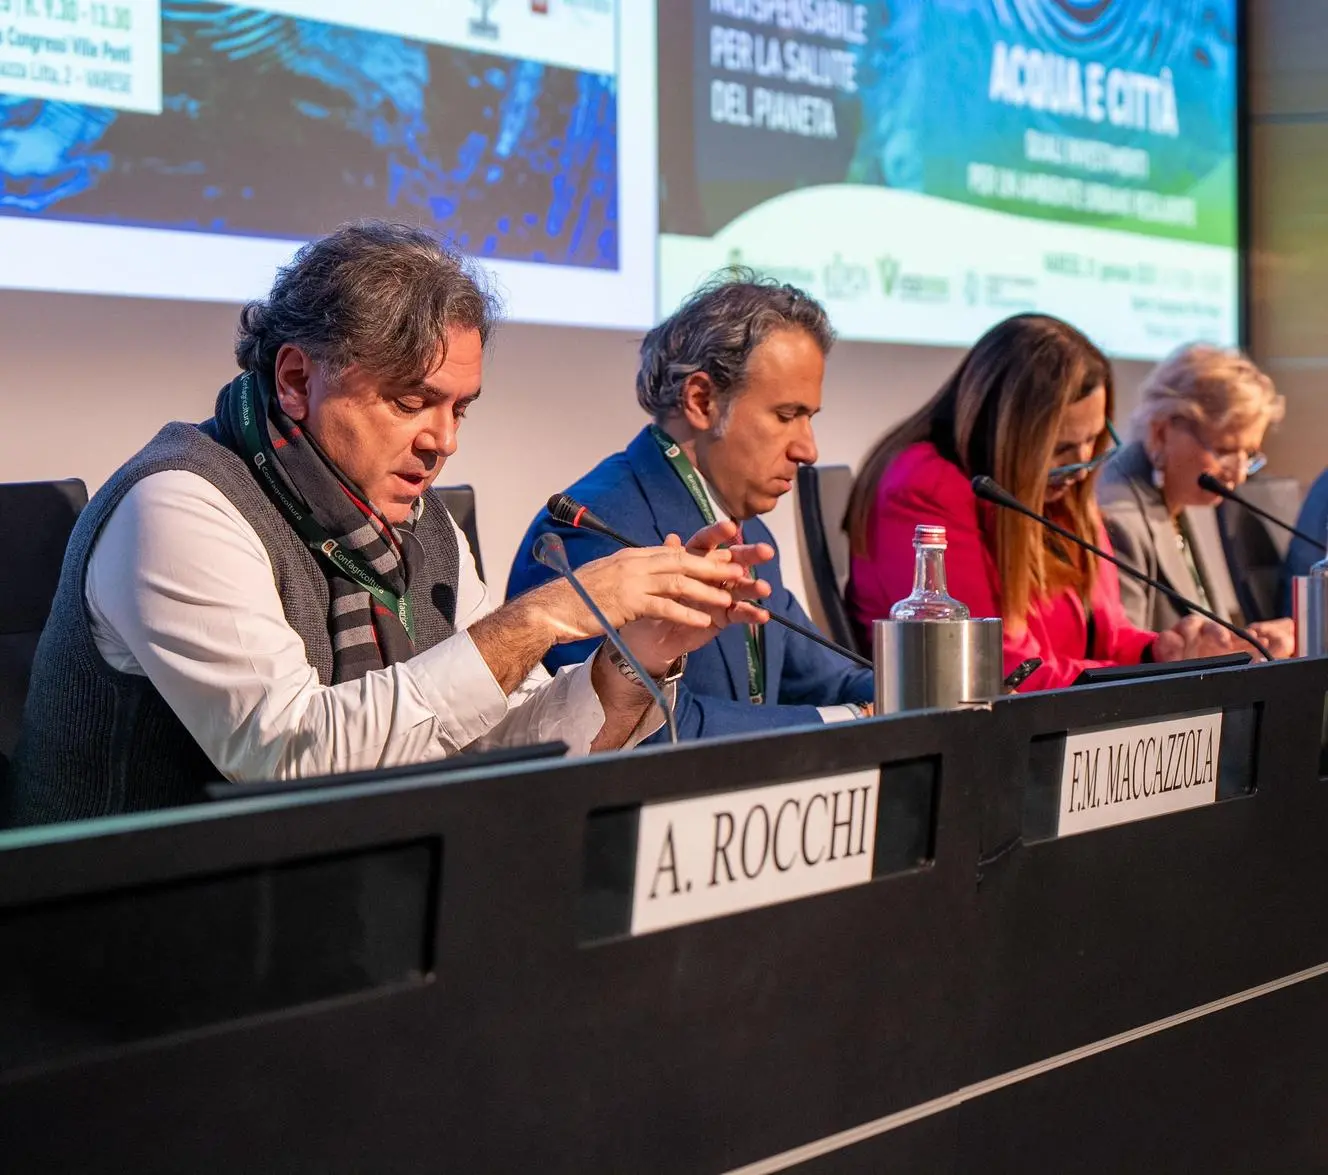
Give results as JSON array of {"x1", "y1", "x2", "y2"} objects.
[
  {"x1": 86, "y1": 470, "x2": 666, "y2": 783},
  {"x1": 694, "y1": 474, "x2": 858, "y2": 724}
]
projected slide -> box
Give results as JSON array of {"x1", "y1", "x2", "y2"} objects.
[
  {"x1": 0, "y1": 0, "x2": 656, "y2": 329},
  {"x1": 659, "y1": 1, "x2": 1240, "y2": 359}
]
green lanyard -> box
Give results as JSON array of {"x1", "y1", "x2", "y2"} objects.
[
  {"x1": 649, "y1": 425, "x2": 765, "y2": 704},
  {"x1": 235, "y1": 372, "x2": 414, "y2": 640}
]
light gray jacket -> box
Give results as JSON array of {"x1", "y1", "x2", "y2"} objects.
[{"x1": 1097, "y1": 441, "x2": 1242, "y2": 631}]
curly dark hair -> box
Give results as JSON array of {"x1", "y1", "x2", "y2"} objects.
[{"x1": 234, "y1": 220, "x2": 502, "y2": 384}]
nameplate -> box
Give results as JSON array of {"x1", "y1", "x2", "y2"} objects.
[
  {"x1": 630, "y1": 770, "x2": 880, "y2": 935},
  {"x1": 1058, "y1": 710, "x2": 1223, "y2": 837}
]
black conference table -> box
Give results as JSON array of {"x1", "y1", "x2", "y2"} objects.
[{"x1": 0, "y1": 656, "x2": 1326, "y2": 1173}]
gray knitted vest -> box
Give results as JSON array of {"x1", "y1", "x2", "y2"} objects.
[{"x1": 5, "y1": 421, "x2": 461, "y2": 826}]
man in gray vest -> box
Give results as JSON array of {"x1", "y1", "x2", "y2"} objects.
[{"x1": 5, "y1": 222, "x2": 770, "y2": 825}]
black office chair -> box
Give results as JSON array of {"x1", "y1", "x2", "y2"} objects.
[
  {"x1": 0, "y1": 479, "x2": 89, "y2": 772},
  {"x1": 1217, "y1": 474, "x2": 1302, "y2": 622},
  {"x1": 794, "y1": 465, "x2": 862, "y2": 654},
  {"x1": 436, "y1": 484, "x2": 484, "y2": 584}
]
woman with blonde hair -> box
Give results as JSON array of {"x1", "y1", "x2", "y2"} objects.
[
  {"x1": 1097, "y1": 343, "x2": 1292, "y2": 656},
  {"x1": 845, "y1": 315, "x2": 1234, "y2": 692}
]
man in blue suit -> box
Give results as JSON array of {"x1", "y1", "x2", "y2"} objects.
[
  {"x1": 507, "y1": 274, "x2": 874, "y2": 740},
  {"x1": 1284, "y1": 466, "x2": 1328, "y2": 612}
]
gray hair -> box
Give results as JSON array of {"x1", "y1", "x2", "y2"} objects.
[
  {"x1": 1128, "y1": 342, "x2": 1285, "y2": 442},
  {"x1": 636, "y1": 270, "x2": 835, "y2": 423},
  {"x1": 235, "y1": 220, "x2": 502, "y2": 384}
]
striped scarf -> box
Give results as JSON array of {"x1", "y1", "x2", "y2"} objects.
[{"x1": 214, "y1": 369, "x2": 418, "y2": 683}]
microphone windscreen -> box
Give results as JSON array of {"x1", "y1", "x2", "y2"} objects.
[
  {"x1": 970, "y1": 475, "x2": 1007, "y2": 504},
  {"x1": 547, "y1": 493, "x2": 580, "y2": 525},
  {"x1": 1197, "y1": 472, "x2": 1229, "y2": 495},
  {"x1": 533, "y1": 531, "x2": 568, "y2": 569}
]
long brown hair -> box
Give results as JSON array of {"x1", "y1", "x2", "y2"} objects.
[{"x1": 845, "y1": 314, "x2": 1113, "y2": 624}]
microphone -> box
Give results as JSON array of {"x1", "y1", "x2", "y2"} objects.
[
  {"x1": 547, "y1": 493, "x2": 638, "y2": 550},
  {"x1": 546, "y1": 494, "x2": 875, "y2": 670},
  {"x1": 1197, "y1": 473, "x2": 1326, "y2": 552},
  {"x1": 971, "y1": 475, "x2": 1274, "y2": 662},
  {"x1": 533, "y1": 532, "x2": 678, "y2": 745}
]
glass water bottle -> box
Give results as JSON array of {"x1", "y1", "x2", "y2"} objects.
[{"x1": 889, "y1": 525, "x2": 971, "y2": 621}]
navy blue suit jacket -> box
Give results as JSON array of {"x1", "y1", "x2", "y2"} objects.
[
  {"x1": 505, "y1": 428, "x2": 874, "y2": 741},
  {"x1": 1283, "y1": 467, "x2": 1328, "y2": 612}
]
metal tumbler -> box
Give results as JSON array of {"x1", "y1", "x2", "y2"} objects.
[
  {"x1": 1292, "y1": 574, "x2": 1328, "y2": 658},
  {"x1": 873, "y1": 617, "x2": 1005, "y2": 714}
]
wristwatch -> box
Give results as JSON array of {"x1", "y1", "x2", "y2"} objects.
[{"x1": 604, "y1": 644, "x2": 686, "y2": 690}]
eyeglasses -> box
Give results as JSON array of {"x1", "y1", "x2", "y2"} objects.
[
  {"x1": 1172, "y1": 417, "x2": 1267, "y2": 476},
  {"x1": 1047, "y1": 419, "x2": 1122, "y2": 485}
]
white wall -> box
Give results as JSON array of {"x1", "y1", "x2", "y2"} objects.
[{"x1": 0, "y1": 288, "x2": 1161, "y2": 604}]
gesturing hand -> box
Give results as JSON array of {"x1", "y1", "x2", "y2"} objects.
[
  {"x1": 621, "y1": 521, "x2": 774, "y2": 675},
  {"x1": 535, "y1": 540, "x2": 757, "y2": 653},
  {"x1": 684, "y1": 518, "x2": 773, "y2": 619}
]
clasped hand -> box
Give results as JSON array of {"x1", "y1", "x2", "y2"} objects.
[{"x1": 1153, "y1": 613, "x2": 1295, "y2": 663}]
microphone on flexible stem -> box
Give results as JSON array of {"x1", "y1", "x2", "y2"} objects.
[
  {"x1": 546, "y1": 494, "x2": 875, "y2": 671},
  {"x1": 970, "y1": 475, "x2": 1274, "y2": 662},
  {"x1": 533, "y1": 532, "x2": 679, "y2": 745},
  {"x1": 547, "y1": 493, "x2": 639, "y2": 550},
  {"x1": 1196, "y1": 472, "x2": 1326, "y2": 552}
]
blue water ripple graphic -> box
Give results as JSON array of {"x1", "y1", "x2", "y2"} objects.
[{"x1": 0, "y1": 2, "x2": 619, "y2": 270}]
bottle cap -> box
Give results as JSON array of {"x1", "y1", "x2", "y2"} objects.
[{"x1": 914, "y1": 524, "x2": 947, "y2": 547}]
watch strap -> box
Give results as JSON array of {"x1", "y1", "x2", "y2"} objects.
[{"x1": 604, "y1": 643, "x2": 686, "y2": 689}]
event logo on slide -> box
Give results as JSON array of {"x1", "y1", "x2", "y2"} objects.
[
  {"x1": 876, "y1": 255, "x2": 950, "y2": 304},
  {"x1": 658, "y1": 0, "x2": 1240, "y2": 359}
]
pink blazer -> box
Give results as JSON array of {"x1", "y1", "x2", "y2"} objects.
[{"x1": 847, "y1": 442, "x2": 1157, "y2": 692}]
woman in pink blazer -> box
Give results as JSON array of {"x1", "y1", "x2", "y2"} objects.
[{"x1": 844, "y1": 315, "x2": 1234, "y2": 692}]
